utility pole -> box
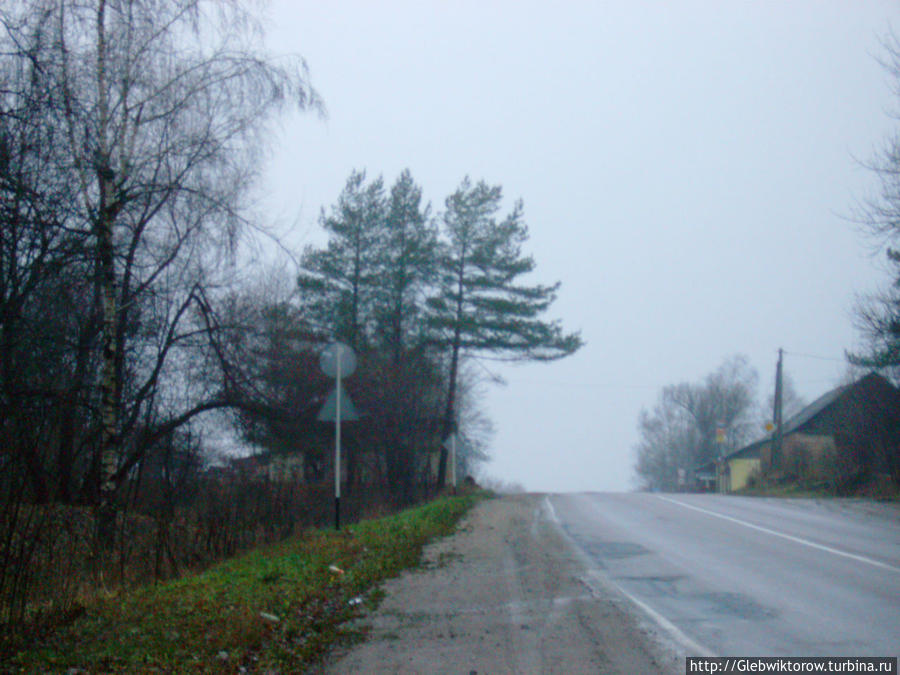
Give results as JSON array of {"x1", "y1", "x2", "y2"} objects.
[{"x1": 772, "y1": 348, "x2": 784, "y2": 470}]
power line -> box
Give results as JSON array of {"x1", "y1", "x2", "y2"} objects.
[
  {"x1": 782, "y1": 350, "x2": 846, "y2": 363},
  {"x1": 505, "y1": 378, "x2": 662, "y2": 390}
]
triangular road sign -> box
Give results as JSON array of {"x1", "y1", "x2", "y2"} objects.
[{"x1": 317, "y1": 382, "x2": 360, "y2": 421}]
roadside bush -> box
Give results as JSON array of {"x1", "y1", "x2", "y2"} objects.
[{"x1": 0, "y1": 470, "x2": 396, "y2": 648}]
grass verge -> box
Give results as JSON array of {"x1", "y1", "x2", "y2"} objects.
[
  {"x1": 736, "y1": 484, "x2": 831, "y2": 499},
  {"x1": 6, "y1": 492, "x2": 487, "y2": 673}
]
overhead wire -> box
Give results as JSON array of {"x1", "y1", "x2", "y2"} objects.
[{"x1": 782, "y1": 350, "x2": 846, "y2": 363}]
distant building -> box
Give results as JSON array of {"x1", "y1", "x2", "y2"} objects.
[
  {"x1": 231, "y1": 452, "x2": 317, "y2": 483},
  {"x1": 705, "y1": 372, "x2": 900, "y2": 493}
]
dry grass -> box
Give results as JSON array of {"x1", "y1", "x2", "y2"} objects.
[
  {"x1": 0, "y1": 481, "x2": 400, "y2": 643},
  {"x1": 5, "y1": 491, "x2": 488, "y2": 673}
]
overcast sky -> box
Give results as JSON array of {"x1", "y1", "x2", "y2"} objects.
[{"x1": 259, "y1": 1, "x2": 900, "y2": 492}]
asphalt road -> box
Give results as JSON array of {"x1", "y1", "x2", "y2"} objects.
[{"x1": 548, "y1": 493, "x2": 900, "y2": 658}]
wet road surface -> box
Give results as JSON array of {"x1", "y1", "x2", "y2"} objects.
[{"x1": 548, "y1": 493, "x2": 900, "y2": 658}]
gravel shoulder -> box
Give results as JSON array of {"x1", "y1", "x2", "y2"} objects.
[{"x1": 319, "y1": 493, "x2": 675, "y2": 675}]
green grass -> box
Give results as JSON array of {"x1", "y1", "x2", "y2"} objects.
[
  {"x1": 7, "y1": 492, "x2": 487, "y2": 673},
  {"x1": 736, "y1": 483, "x2": 831, "y2": 499}
]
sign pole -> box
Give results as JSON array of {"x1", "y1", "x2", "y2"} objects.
[
  {"x1": 334, "y1": 351, "x2": 342, "y2": 530},
  {"x1": 317, "y1": 341, "x2": 357, "y2": 532},
  {"x1": 450, "y1": 432, "x2": 457, "y2": 493}
]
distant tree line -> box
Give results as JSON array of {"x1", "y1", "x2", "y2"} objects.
[{"x1": 633, "y1": 355, "x2": 765, "y2": 491}]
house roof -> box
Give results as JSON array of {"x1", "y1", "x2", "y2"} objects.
[
  {"x1": 780, "y1": 381, "x2": 849, "y2": 436},
  {"x1": 723, "y1": 371, "x2": 895, "y2": 462},
  {"x1": 726, "y1": 436, "x2": 769, "y2": 460}
]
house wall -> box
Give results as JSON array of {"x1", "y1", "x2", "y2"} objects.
[
  {"x1": 760, "y1": 444, "x2": 770, "y2": 472},
  {"x1": 266, "y1": 454, "x2": 305, "y2": 482},
  {"x1": 782, "y1": 433, "x2": 837, "y2": 481},
  {"x1": 762, "y1": 433, "x2": 839, "y2": 481},
  {"x1": 727, "y1": 457, "x2": 760, "y2": 492}
]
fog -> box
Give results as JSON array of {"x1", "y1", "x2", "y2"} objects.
[{"x1": 260, "y1": 1, "x2": 900, "y2": 492}]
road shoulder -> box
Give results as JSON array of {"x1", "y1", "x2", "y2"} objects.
[{"x1": 319, "y1": 493, "x2": 674, "y2": 674}]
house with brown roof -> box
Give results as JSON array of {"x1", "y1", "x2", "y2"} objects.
[{"x1": 708, "y1": 372, "x2": 900, "y2": 493}]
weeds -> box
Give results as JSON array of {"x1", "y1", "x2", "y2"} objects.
[{"x1": 7, "y1": 491, "x2": 486, "y2": 673}]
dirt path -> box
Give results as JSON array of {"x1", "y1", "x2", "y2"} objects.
[{"x1": 319, "y1": 493, "x2": 676, "y2": 674}]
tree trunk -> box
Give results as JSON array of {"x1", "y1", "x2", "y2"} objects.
[
  {"x1": 437, "y1": 262, "x2": 465, "y2": 488},
  {"x1": 96, "y1": 182, "x2": 119, "y2": 543},
  {"x1": 93, "y1": 0, "x2": 122, "y2": 546}
]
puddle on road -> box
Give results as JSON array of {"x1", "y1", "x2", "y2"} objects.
[
  {"x1": 582, "y1": 541, "x2": 649, "y2": 560},
  {"x1": 615, "y1": 576, "x2": 777, "y2": 621},
  {"x1": 560, "y1": 527, "x2": 651, "y2": 566},
  {"x1": 617, "y1": 575, "x2": 683, "y2": 597},
  {"x1": 692, "y1": 591, "x2": 778, "y2": 621}
]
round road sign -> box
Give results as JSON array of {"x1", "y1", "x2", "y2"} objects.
[{"x1": 319, "y1": 342, "x2": 357, "y2": 379}]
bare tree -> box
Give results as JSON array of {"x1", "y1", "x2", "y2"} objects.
[
  {"x1": 3, "y1": 0, "x2": 321, "y2": 538},
  {"x1": 849, "y1": 32, "x2": 900, "y2": 382},
  {"x1": 453, "y1": 361, "x2": 494, "y2": 480},
  {"x1": 634, "y1": 355, "x2": 759, "y2": 491},
  {"x1": 634, "y1": 400, "x2": 700, "y2": 492},
  {"x1": 667, "y1": 355, "x2": 759, "y2": 461},
  {"x1": 0, "y1": 12, "x2": 100, "y2": 505}
]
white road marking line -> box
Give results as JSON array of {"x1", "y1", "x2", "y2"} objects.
[
  {"x1": 657, "y1": 495, "x2": 900, "y2": 574},
  {"x1": 544, "y1": 494, "x2": 560, "y2": 524},
  {"x1": 544, "y1": 495, "x2": 716, "y2": 659},
  {"x1": 582, "y1": 570, "x2": 717, "y2": 658}
]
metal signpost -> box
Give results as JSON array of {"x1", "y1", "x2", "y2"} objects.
[{"x1": 318, "y1": 342, "x2": 357, "y2": 530}]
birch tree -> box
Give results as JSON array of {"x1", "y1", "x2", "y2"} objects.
[{"x1": 3, "y1": 0, "x2": 320, "y2": 537}]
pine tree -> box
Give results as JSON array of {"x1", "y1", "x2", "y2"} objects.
[
  {"x1": 297, "y1": 170, "x2": 444, "y2": 501},
  {"x1": 426, "y1": 177, "x2": 583, "y2": 485},
  {"x1": 374, "y1": 169, "x2": 437, "y2": 366},
  {"x1": 298, "y1": 170, "x2": 385, "y2": 350}
]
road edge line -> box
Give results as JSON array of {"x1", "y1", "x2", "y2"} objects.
[{"x1": 542, "y1": 495, "x2": 717, "y2": 661}]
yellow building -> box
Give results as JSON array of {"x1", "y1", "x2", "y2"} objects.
[
  {"x1": 716, "y1": 438, "x2": 765, "y2": 493},
  {"x1": 726, "y1": 456, "x2": 761, "y2": 492}
]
